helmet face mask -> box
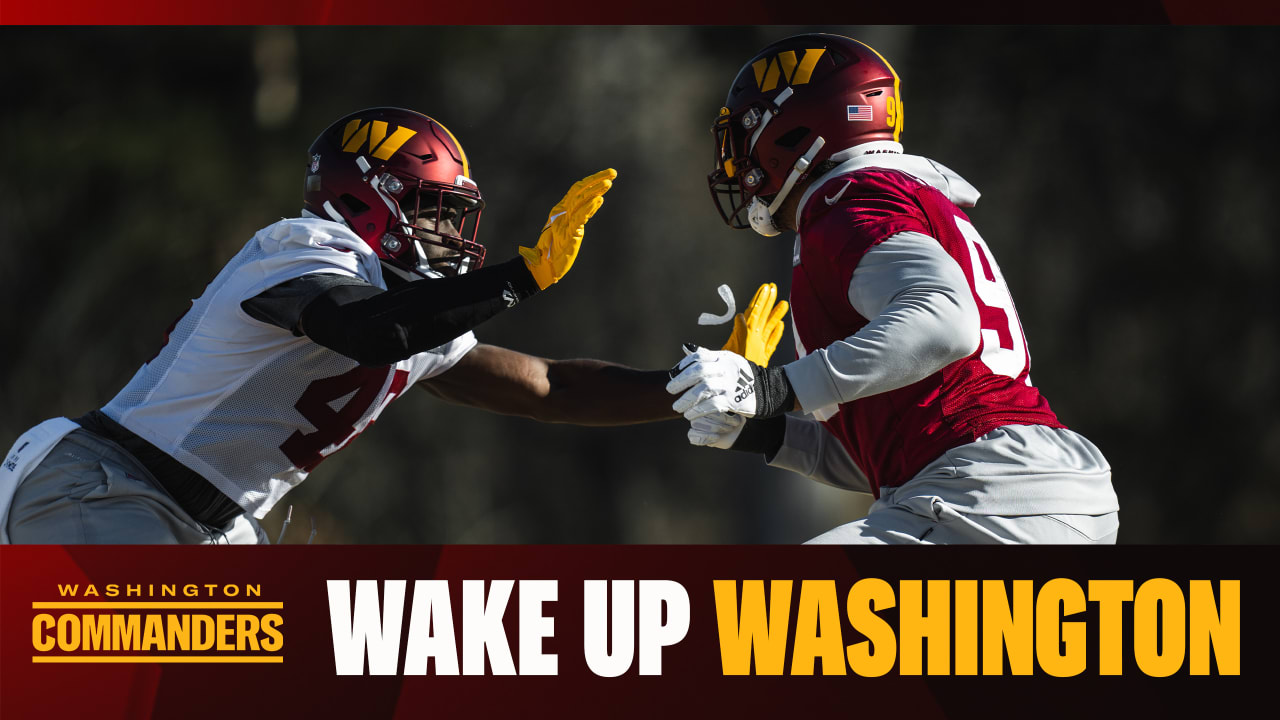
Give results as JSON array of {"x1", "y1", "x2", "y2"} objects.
[
  {"x1": 304, "y1": 107, "x2": 486, "y2": 278},
  {"x1": 708, "y1": 34, "x2": 905, "y2": 232},
  {"x1": 709, "y1": 104, "x2": 773, "y2": 229},
  {"x1": 386, "y1": 177, "x2": 485, "y2": 277}
]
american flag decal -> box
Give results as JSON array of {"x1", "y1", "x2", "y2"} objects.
[{"x1": 847, "y1": 105, "x2": 873, "y2": 121}]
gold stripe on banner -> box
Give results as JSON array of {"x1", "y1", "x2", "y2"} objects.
[
  {"x1": 33, "y1": 656, "x2": 284, "y2": 664},
  {"x1": 32, "y1": 602, "x2": 283, "y2": 609}
]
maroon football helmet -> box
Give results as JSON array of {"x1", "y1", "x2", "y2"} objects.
[
  {"x1": 709, "y1": 34, "x2": 904, "y2": 230},
  {"x1": 304, "y1": 107, "x2": 485, "y2": 276}
]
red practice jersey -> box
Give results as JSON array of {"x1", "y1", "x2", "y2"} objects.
[{"x1": 790, "y1": 167, "x2": 1064, "y2": 496}]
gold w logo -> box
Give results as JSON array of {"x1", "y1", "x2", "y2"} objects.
[
  {"x1": 341, "y1": 120, "x2": 417, "y2": 161},
  {"x1": 752, "y1": 49, "x2": 826, "y2": 92}
]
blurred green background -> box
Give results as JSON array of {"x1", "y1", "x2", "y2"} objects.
[{"x1": 2, "y1": 27, "x2": 1276, "y2": 543}]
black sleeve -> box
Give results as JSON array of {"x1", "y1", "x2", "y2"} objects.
[
  {"x1": 732, "y1": 414, "x2": 788, "y2": 458},
  {"x1": 242, "y1": 273, "x2": 371, "y2": 335},
  {"x1": 291, "y1": 257, "x2": 541, "y2": 366}
]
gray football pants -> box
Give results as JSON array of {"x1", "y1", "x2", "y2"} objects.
[
  {"x1": 6, "y1": 429, "x2": 263, "y2": 544},
  {"x1": 805, "y1": 491, "x2": 1119, "y2": 545}
]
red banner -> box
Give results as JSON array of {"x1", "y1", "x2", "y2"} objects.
[
  {"x1": 2, "y1": 0, "x2": 1279, "y2": 25},
  {"x1": 1, "y1": 545, "x2": 1273, "y2": 719}
]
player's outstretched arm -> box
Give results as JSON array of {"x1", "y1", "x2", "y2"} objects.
[
  {"x1": 418, "y1": 281, "x2": 789, "y2": 426},
  {"x1": 294, "y1": 260, "x2": 540, "y2": 366},
  {"x1": 419, "y1": 343, "x2": 676, "y2": 426},
  {"x1": 260, "y1": 170, "x2": 618, "y2": 367}
]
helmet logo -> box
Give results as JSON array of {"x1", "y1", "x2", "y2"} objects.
[
  {"x1": 341, "y1": 119, "x2": 418, "y2": 161},
  {"x1": 751, "y1": 48, "x2": 825, "y2": 92},
  {"x1": 847, "y1": 105, "x2": 873, "y2": 122},
  {"x1": 310, "y1": 154, "x2": 321, "y2": 173}
]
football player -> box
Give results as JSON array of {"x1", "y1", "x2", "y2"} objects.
[
  {"x1": 0, "y1": 107, "x2": 783, "y2": 544},
  {"x1": 667, "y1": 35, "x2": 1120, "y2": 544}
]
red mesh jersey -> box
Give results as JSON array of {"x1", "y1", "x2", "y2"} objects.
[{"x1": 790, "y1": 167, "x2": 1064, "y2": 496}]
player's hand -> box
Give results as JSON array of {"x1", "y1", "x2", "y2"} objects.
[
  {"x1": 518, "y1": 168, "x2": 617, "y2": 289},
  {"x1": 688, "y1": 412, "x2": 746, "y2": 449},
  {"x1": 721, "y1": 282, "x2": 788, "y2": 366},
  {"x1": 667, "y1": 345, "x2": 760, "y2": 420}
]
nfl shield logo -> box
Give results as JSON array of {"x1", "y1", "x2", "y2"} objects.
[{"x1": 310, "y1": 154, "x2": 321, "y2": 173}]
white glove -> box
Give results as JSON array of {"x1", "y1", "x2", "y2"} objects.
[
  {"x1": 688, "y1": 412, "x2": 746, "y2": 449},
  {"x1": 666, "y1": 345, "x2": 759, "y2": 420}
]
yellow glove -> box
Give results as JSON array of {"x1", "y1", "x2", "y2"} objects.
[
  {"x1": 518, "y1": 168, "x2": 617, "y2": 289},
  {"x1": 721, "y1": 282, "x2": 789, "y2": 366}
]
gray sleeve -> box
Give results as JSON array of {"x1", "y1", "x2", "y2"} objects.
[
  {"x1": 241, "y1": 273, "x2": 373, "y2": 335},
  {"x1": 783, "y1": 231, "x2": 981, "y2": 414},
  {"x1": 766, "y1": 414, "x2": 871, "y2": 494}
]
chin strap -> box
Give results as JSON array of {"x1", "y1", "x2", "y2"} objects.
[{"x1": 767, "y1": 136, "x2": 827, "y2": 216}]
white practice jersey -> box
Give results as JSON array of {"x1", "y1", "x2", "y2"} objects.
[{"x1": 103, "y1": 217, "x2": 476, "y2": 518}]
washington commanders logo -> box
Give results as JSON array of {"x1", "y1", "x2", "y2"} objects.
[
  {"x1": 751, "y1": 49, "x2": 826, "y2": 92},
  {"x1": 30, "y1": 582, "x2": 284, "y2": 664},
  {"x1": 341, "y1": 119, "x2": 417, "y2": 160}
]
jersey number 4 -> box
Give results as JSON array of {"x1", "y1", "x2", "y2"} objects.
[
  {"x1": 280, "y1": 367, "x2": 410, "y2": 472},
  {"x1": 954, "y1": 217, "x2": 1030, "y2": 381}
]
